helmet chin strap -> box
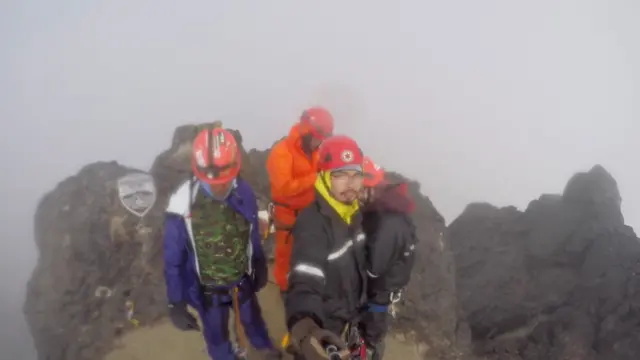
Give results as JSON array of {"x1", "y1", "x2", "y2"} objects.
[{"x1": 199, "y1": 178, "x2": 237, "y2": 200}]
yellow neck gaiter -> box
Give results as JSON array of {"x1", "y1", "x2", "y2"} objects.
[{"x1": 314, "y1": 171, "x2": 359, "y2": 225}]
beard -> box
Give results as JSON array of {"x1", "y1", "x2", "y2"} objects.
[{"x1": 338, "y1": 189, "x2": 358, "y2": 203}]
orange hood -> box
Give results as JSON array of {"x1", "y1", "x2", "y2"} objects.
[
  {"x1": 266, "y1": 123, "x2": 319, "y2": 224},
  {"x1": 284, "y1": 123, "x2": 303, "y2": 149}
]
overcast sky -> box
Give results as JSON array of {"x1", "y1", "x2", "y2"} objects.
[{"x1": 1, "y1": 0, "x2": 638, "y2": 358}]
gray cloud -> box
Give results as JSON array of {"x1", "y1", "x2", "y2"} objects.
[{"x1": 1, "y1": 0, "x2": 638, "y2": 357}]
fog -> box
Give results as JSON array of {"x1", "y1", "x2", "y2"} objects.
[{"x1": 1, "y1": 0, "x2": 638, "y2": 358}]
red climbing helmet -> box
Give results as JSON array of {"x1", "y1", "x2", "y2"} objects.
[
  {"x1": 363, "y1": 156, "x2": 384, "y2": 187},
  {"x1": 299, "y1": 106, "x2": 334, "y2": 140},
  {"x1": 317, "y1": 135, "x2": 363, "y2": 173},
  {"x1": 191, "y1": 127, "x2": 241, "y2": 184}
]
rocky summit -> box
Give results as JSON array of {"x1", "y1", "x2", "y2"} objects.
[
  {"x1": 24, "y1": 123, "x2": 469, "y2": 360},
  {"x1": 24, "y1": 122, "x2": 639, "y2": 360},
  {"x1": 450, "y1": 165, "x2": 640, "y2": 360}
]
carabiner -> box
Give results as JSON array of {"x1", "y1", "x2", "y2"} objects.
[
  {"x1": 389, "y1": 303, "x2": 398, "y2": 319},
  {"x1": 267, "y1": 202, "x2": 275, "y2": 217},
  {"x1": 389, "y1": 290, "x2": 402, "y2": 304}
]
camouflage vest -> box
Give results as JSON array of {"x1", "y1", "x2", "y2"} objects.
[{"x1": 190, "y1": 189, "x2": 250, "y2": 286}]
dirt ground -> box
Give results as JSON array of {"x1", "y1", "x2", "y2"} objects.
[{"x1": 105, "y1": 269, "x2": 422, "y2": 360}]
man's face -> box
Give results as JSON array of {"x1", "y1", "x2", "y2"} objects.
[
  {"x1": 210, "y1": 182, "x2": 233, "y2": 198},
  {"x1": 310, "y1": 136, "x2": 323, "y2": 151},
  {"x1": 330, "y1": 170, "x2": 364, "y2": 203},
  {"x1": 300, "y1": 134, "x2": 324, "y2": 155}
]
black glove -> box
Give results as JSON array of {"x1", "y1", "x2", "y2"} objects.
[
  {"x1": 252, "y1": 256, "x2": 268, "y2": 291},
  {"x1": 168, "y1": 302, "x2": 200, "y2": 331},
  {"x1": 290, "y1": 317, "x2": 349, "y2": 360}
]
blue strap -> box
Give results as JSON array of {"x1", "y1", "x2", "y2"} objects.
[
  {"x1": 367, "y1": 303, "x2": 388, "y2": 313},
  {"x1": 202, "y1": 275, "x2": 250, "y2": 307}
]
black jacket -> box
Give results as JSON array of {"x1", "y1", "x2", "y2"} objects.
[
  {"x1": 362, "y1": 183, "x2": 417, "y2": 304},
  {"x1": 285, "y1": 191, "x2": 368, "y2": 333}
]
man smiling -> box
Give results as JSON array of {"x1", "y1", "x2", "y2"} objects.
[{"x1": 285, "y1": 135, "x2": 368, "y2": 360}]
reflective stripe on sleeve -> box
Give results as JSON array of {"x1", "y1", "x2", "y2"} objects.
[{"x1": 293, "y1": 263, "x2": 325, "y2": 278}]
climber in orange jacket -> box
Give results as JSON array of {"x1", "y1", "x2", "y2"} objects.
[{"x1": 266, "y1": 107, "x2": 334, "y2": 292}]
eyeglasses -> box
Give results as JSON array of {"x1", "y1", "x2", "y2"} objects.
[{"x1": 330, "y1": 172, "x2": 364, "y2": 186}]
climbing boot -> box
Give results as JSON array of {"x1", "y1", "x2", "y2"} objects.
[{"x1": 365, "y1": 341, "x2": 386, "y2": 360}]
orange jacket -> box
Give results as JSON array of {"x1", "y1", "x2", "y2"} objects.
[{"x1": 266, "y1": 124, "x2": 319, "y2": 228}]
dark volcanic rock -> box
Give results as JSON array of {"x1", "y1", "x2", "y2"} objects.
[
  {"x1": 384, "y1": 172, "x2": 474, "y2": 359},
  {"x1": 24, "y1": 123, "x2": 472, "y2": 359},
  {"x1": 24, "y1": 161, "x2": 168, "y2": 360},
  {"x1": 450, "y1": 165, "x2": 640, "y2": 360},
  {"x1": 23, "y1": 123, "x2": 262, "y2": 360}
]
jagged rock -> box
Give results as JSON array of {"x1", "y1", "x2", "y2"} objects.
[
  {"x1": 383, "y1": 172, "x2": 473, "y2": 359},
  {"x1": 24, "y1": 161, "x2": 168, "y2": 360},
  {"x1": 24, "y1": 123, "x2": 471, "y2": 359},
  {"x1": 24, "y1": 123, "x2": 261, "y2": 360},
  {"x1": 450, "y1": 165, "x2": 640, "y2": 360}
]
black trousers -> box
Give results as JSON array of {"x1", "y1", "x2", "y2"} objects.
[
  {"x1": 360, "y1": 310, "x2": 389, "y2": 359},
  {"x1": 360, "y1": 310, "x2": 389, "y2": 344}
]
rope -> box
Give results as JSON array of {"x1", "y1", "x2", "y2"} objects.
[{"x1": 232, "y1": 287, "x2": 248, "y2": 351}]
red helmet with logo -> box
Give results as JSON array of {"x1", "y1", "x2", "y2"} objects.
[
  {"x1": 317, "y1": 135, "x2": 363, "y2": 173},
  {"x1": 363, "y1": 156, "x2": 384, "y2": 187},
  {"x1": 191, "y1": 127, "x2": 241, "y2": 184},
  {"x1": 299, "y1": 106, "x2": 334, "y2": 140}
]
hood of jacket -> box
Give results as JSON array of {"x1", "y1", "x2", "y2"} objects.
[
  {"x1": 284, "y1": 123, "x2": 304, "y2": 149},
  {"x1": 315, "y1": 171, "x2": 359, "y2": 224},
  {"x1": 369, "y1": 182, "x2": 415, "y2": 214}
]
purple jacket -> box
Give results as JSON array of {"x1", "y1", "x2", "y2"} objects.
[{"x1": 162, "y1": 177, "x2": 264, "y2": 310}]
